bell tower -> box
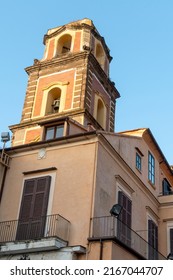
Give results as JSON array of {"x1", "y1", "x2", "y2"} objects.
[{"x1": 10, "y1": 18, "x2": 120, "y2": 146}]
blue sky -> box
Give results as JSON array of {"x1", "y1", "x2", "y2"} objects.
[{"x1": 1, "y1": 0, "x2": 173, "y2": 163}]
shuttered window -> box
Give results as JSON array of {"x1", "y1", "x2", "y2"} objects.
[
  {"x1": 148, "y1": 219, "x2": 158, "y2": 259},
  {"x1": 117, "y1": 191, "x2": 132, "y2": 246},
  {"x1": 16, "y1": 176, "x2": 51, "y2": 241}
]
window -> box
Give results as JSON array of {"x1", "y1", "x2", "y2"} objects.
[
  {"x1": 148, "y1": 152, "x2": 155, "y2": 185},
  {"x1": 148, "y1": 219, "x2": 158, "y2": 259},
  {"x1": 16, "y1": 176, "x2": 51, "y2": 241},
  {"x1": 117, "y1": 191, "x2": 132, "y2": 246},
  {"x1": 45, "y1": 124, "x2": 64, "y2": 140},
  {"x1": 45, "y1": 87, "x2": 61, "y2": 115},
  {"x1": 94, "y1": 96, "x2": 106, "y2": 129},
  {"x1": 95, "y1": 43, "x2": 105, "y2": 69},
  {"x1": 97, "y1": 99, "x2": 105, "y2": 127},
  {"x1": 162, "y1": 178, "x2": 173, "y2": 195},
  {"x1": 57, "y1": 34, "x2": 72, "y2": 55},
  {"x1": 136, "y1": 152, "x2": 142, "y2": 171}
]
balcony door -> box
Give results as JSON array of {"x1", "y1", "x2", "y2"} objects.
[{"x1": 16, "y1": 176, "x2": 51, "y2": 241}]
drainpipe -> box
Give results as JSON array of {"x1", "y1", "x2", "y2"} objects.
[
  {"x1": 99, "y1": 239, "x2": 103, "y2": 260},
  {"x1": 0, "y1": 147, "x2": 10, "y2": 203},
  {"x1": 0, "y1": 132, "x2": 11, "y2": 203},
  {"x1": 0, "y1": 165, "x2": 7, "y2": 203}
]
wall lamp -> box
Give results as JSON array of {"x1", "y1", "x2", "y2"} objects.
[
  {"x1": 1, "y1": 132, "x2": 10, "y2": 150},
  {"x1": 99, "y1": 204, "x2": 123, "y2": 260},
  {"x1": 110, "y1": 204, "x2": 123, "y2": 218}
]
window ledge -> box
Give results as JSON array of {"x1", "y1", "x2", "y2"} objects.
[
  {"x1": 135, "y1": 167, "x2": 142, "y2": 174},
  {"x1": 148, "y1": 180, "x2": 156, "y2": 190}
]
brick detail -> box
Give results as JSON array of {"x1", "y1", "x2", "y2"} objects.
[
  {"x1": 83, "y1": 29, "x2": 91, "y2": 47},
  {"x1": 21, "y1": 72, "x2": 39, "y2": 122},
  {"x1": 46, "y1": 38, "x2": 55, "y2": 60},
  {"x1": 72, "y1": 66, "x2": 87, "y2": 109},
  {"x1": 85, "y1": 67, "x2": 93, "y2": 112}
]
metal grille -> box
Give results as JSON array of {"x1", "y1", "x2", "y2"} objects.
[
  {"x1": 0, "y1": 214, "x2": 70, "y2": 243},
  {"x1": 90, "y1": 216, "x2": 166, "y2": 260}
]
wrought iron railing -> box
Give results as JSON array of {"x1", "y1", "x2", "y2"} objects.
[
  {"x1": 90, "y1": 216, "x2": 166, "y2": 260},
  {"x1": 0, "y1": 214, "x2": 70, "y2": 243}
]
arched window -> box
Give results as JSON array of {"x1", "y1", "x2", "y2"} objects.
[
  {"x1": 45, "y1": 87, "x2": 61, "y2": 115},
  {"x1": 95, "y1": 97, "x2": 106, "y2": 129},
  {"x1": 57, "y1": 34, "x2": 72, "y2": 55},
  {"x1": 96, "y1": 43, "x2": 105, "y2": 68}
]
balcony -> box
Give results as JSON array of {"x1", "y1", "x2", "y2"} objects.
[
  {"x1": 0, "y1": 214, "x2": 70, "y2": 255},
  {"x1": 89, "y1": 216, "x2": 166, "y2": 260}
]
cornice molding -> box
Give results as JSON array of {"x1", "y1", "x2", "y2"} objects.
[
  {"x1": 9, "y1": 109, "x2": 86, "y2": 131},
  {"x1": 25, "y1": 51, "x2": 89, "y2": 74},
  {"x1": 115, "y1": 175, "x2": 135, "y2": 194},
  {"x1": 43, "y1": 26, "x2": 66, "y2": 44}
]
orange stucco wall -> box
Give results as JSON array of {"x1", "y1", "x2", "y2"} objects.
[
  {"x1": 73, "y1": 32, "x2": 81, "y2": 52},
  {"x1": 46, "y1": 38, "x2": 55, "y2": 60},
  {"x1": 25, "y1": 128, "x2": 41, "y2": 144},
  {"x1": 33, "y1": 69, "x2": 75, "y2": 117}
]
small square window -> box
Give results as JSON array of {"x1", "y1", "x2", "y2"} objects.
[
  {"x1": 162, "y1": 178, "x2": 172, "y2": 195},
  {"x1": 136, "y1": 153, "x2": 142, "y2": 171},
  {"x1": 55, "y1": 125, "x2": 64, "y2": 138},
  {"x1": 45, "y1": 124, "x2": 64, "y2": 140},
  {"x1": 45, "y1": 127, "x2": 55, "y2": 140}
]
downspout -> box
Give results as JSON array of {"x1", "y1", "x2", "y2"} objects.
[
  {"x1": 99, "y1": 239, "x2": 103, "y2": 260},
  {"x1": 0, "y1": 165, "x2": 7, "y2": 203},
  {"x1": 0, "y1": 148, "x2": 10, "y2": 204}
]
